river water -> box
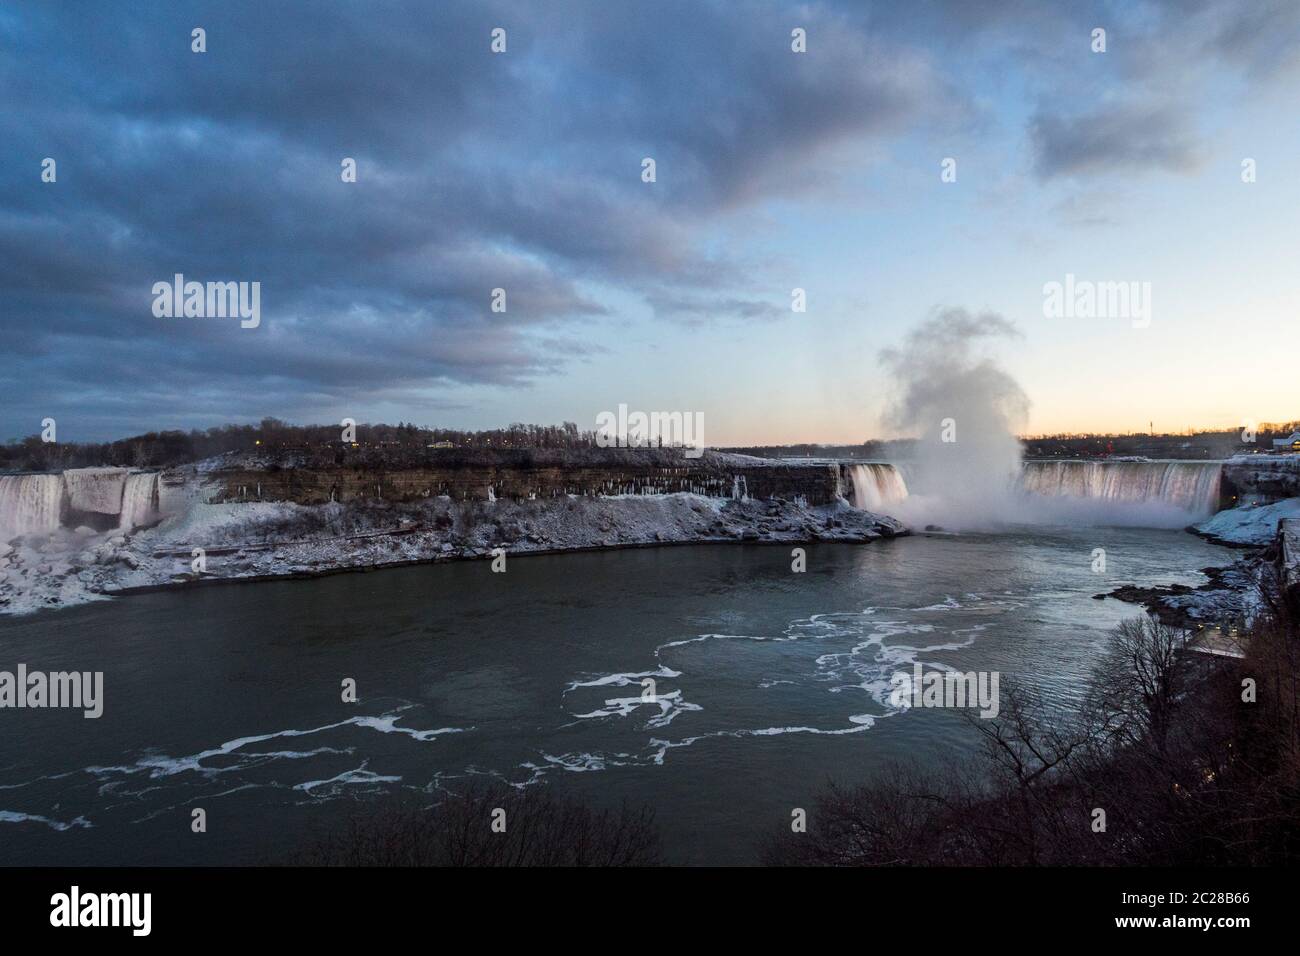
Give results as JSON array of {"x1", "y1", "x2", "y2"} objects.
[{"x1": 0, "y1": 526, "x2": 1231, "y2": 865}]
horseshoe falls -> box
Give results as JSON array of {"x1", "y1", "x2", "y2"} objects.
[{"x1": 1019, "y1": 461, "x2": 1222, "y2": 515}]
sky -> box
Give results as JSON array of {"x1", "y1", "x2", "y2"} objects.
[{"x1": 2, "y1": 0, "x2": 1298, "y2": 445}]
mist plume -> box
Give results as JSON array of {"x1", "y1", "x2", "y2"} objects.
[{"x1": 880, "y1": 309, "x2": 1029, "y2": 528}]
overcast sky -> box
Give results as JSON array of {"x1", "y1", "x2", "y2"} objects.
[{"x1": 3, "y1": 0, "x2": 1298, "y2": 444}]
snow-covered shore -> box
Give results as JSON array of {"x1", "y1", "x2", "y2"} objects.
[
  {"x1": 1104, "y1": 497, "x2": 1300, "y2": 627},
  {"x1": 1193, "y1": 498, "x2": 1300, "y2": 546},
  {"x1": 0, "y1": 471, "x2": 904, "y2": 615}
]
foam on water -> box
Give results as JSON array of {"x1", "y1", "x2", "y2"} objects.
[
  {"x1": 531, "y1": 597, "x2": 1018, "y2": 784},
  {"x1": 0, "y1": 706, "x2": 472, "y2": 829},
  {"x1": 567, "y1": 688, "x2": 700, "y2": 727},
  {"x1": 295, "y1": 766, "x2": 403, "y2": 794},
  {"x1": 5, "y1": 588, "x2": 1034, "y2": 810},
  {"x1": 564, "y1": 666, "x2": 681, "y2": 692},
  {"x1": 0, "y1": 810, "x2": 93, "y2": 831}
]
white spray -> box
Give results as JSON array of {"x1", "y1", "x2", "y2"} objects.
[
  {"x1": 878, "y1": 310, "x2": 1219, "y2": 529},
  {"x1": 879, "y1": 310, "x2": 1029, "y2": 529}
]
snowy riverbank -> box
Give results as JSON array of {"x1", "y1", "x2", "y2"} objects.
[
  {"x1": 1103, "y1": 498, "x2": 1300, "y2": 627},
  {"x1": 0, "y1": 472, "x2": 904, "y2": 615},
  {"x1": 1193, "y1": 498, "x2": 1300, "y2": 546}
]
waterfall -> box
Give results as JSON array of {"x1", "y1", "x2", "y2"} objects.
[
  {"x1": 847, "y1": 463, "x2": 909, "y2": 512},
  {"x1": 1, "y1": 470, "x2": 163, "y2": 542},
  {"x1": 0, "y1": 475, "x2": 64, "y2": 542},
  {"x1": 118, "y1": 472, "x2": 160, "y2": 530},
  {"x1": 1019, "y1": 461, "x2": 1222, "y2": 515}
]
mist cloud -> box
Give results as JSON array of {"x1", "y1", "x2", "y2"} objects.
[{"x1": 880, "y1": 309, "x2": 1029, "y2": 528}]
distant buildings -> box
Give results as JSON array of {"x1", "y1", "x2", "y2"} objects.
[{"x1": 1272, "y1": 431, "x2": 1300, "y2": 453}]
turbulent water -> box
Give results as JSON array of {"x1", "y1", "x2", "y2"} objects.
[{"x1": 0, "y1": 527, "x2": 1232, "y2": 865}]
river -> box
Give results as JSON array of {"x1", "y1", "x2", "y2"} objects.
[{"x1": 0, "y1": 526, "x2": 1231, "y2": 865}]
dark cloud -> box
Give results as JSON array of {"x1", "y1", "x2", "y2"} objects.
[
  {"x1": 1022, "y1": 0, "x2": 1300, "y2": 184},
  {"x1": 1029, "y1": 102, "x2": 1202, "y2": 180},
  {"x1": 1155, "y1": 0, "x2": 1300, "y2": 78},
  {"x1": 1, "y1": 0, "x2": 958, "y2": 439},
  {"x1": 0, "y1": 0, "x2": 1288, "y2": 439}
]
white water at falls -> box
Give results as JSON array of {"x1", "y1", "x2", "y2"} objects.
[
  {"x1": 0, "y1": 475, "x2": 64, "y2": 541},
  {"x1": 847, "y1": 464, "x2": 909, "y2": 513},
  {"x1": 118, "y1": 473, "x2": 161, "y2": 530},
  {"x1": 1019, "y1": 461, "x2": 1222, "y2": 516},
  {"x1": 849, "y1": 459, "x2": 1222, "y2": 529},
  {"x1": 0, "y1": 470, "x2": 164, "y2": 543}
]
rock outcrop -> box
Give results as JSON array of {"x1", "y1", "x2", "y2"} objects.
[
  {"x1": 205, "y1": 448, "x2": 847, "y2": 507},
  {"x1": 1222, "y1": 455, "x2": 1300, "y2": 505},
  {"x1": 1, "y1": 451, "x2": 907, "y2": 615}
]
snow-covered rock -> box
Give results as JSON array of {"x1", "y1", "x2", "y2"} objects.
[
  {"x1": 63, "y1": 467, "x2": 128, "y2": 514},
  {"x1": 0, "y1": 473, "x2": 906, "y2": 616},
  {"x1": 1194, "y1": 498, "x2": 1300, "y2": 546}
]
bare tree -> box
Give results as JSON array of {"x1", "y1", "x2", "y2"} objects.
[
  {"x1": 1087, "y1": 616, "x2": 1189, "y2": 756},
  {"x1": 764, "y1": 604, "x2": 1300, "y2": 867},
  {"x1": 290, "y1": 785, "x2": 661, "y2": 867}
]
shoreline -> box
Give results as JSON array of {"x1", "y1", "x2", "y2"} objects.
[
  {"x1": 1, "y1": 491, "x2": 906, "y2": 616},
  {"x1": 1099, "y1": 559, "x2": 1260, "y2": 629},
  {"x1": 52, "y1": 520, "x2": 1255, "y2": 622},
  {"x1": 98, "y1": 532, "x2": 908, "y2": 598},
  {"x1": 6, "y1": 455, "x2": 1295, "y2": 619}
]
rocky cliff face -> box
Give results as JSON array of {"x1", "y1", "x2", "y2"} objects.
[
  {"x1": 205, "y1": 449, "x2": 845, "y2": 507},
  {"x1": 2, "y1": 449, "x2": 908, "y2": 615},
  {"x1": 1281, "y1": 517, "x2": 1300, "y2": 596},
  {"x1": 1, "y1": 482, "x2": 904, "y2": 615},
  {"x1": 1222, "y1": 456, "x2": 1300, "y2": 504}
]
